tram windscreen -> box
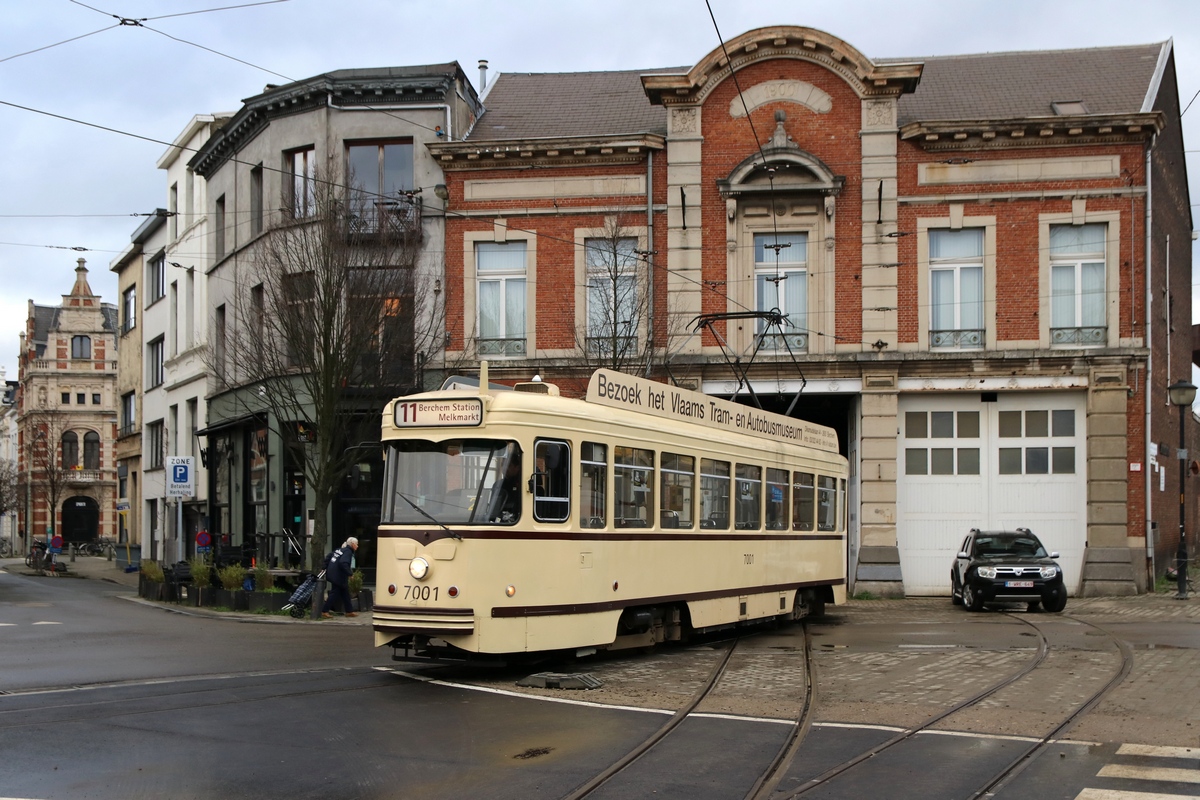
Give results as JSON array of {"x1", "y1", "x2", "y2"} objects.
[{"x1": 382, "y1": 439, "x2": 521, "y2": 525}]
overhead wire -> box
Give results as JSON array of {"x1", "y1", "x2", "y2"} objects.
[{"x1": 1, "y1": 6, "x2": 1174, "y2": 354}]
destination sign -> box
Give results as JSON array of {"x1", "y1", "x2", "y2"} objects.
[
  {"x1": 585, "y1": 369, "x2": 839, "y2": 453},
  {"x1": 394, "y1": 398, "x2": 483, "y2": 428}
]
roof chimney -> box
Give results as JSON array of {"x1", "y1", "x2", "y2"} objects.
[{"x1": 478, "y1": 59, "x2": 488, "y2": 92}]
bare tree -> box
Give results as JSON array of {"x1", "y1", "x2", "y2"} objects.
[
  {"x1": 214, "y1": 167, "x2": 442, "y2": 565},
  {"x1": 23, "y1": 405, "x2": 71, "y2": 542},
  {"x1": 0, "y1": 457, "x2": 17, "y2": 538},
  {"x1": 575, "y1": 214, "x2": 685, "y2": 376}
]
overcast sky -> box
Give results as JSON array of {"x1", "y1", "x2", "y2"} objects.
[{"x1": 2, "y1": 0, "x2": 1198, "y2": 383}]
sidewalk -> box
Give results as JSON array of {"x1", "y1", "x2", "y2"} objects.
[{"x1": 0, "y1": 554, "x2": 370, "y2": 625}]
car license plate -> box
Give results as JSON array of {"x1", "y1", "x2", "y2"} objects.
[{"x1": 1005, "y1": 580, "x2": 1034, "y2": 588}]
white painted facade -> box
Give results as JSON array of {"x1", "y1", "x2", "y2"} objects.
[{"x1": 139, "y1": 112, "x2": 228, "y2": 566}]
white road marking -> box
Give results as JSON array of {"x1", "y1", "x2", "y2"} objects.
[
  {"x1": 1097, "y1": 765, "x2": 1200, "y2": 784},
  {"x1": 31, "y1": 622, "x2": 61, "y2": 626},
  {"x1": 1076, "y1": 789, "x2": 1200, "y2": 800},
  {"x1": 1117, "y1": 744, "x2": 1200, "y2": 761},
  {"x1": 380, "y1": 668, "x2": 1088, "y2": 744}
]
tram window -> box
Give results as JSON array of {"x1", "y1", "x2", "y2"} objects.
[
  {"x1": 615, "y1": 446, "x2": 654, "y2": 527},
  {"x1": 817, "y1": 475, "x2": 837, "y2": 531},
  {"x1": 735, "y1": 464, "x2": 761, "y2": 530},
  {"x1": 766, "y1": 468, "x2": 789, "y2": 530},
  {"x1": 700, "y1": 459, "x2": 730, "y2": 529},
  {"x1": 381, "y1": 439, "x2": 520, "y2": 526},
  {"x1": 792, "y1": 472, "x2": 814, "y2": 531},
  {"x1": 581, "y1": 442, "x2": 607, "y2": 528},
  {"x1": 660, "y1": 453, "x2": 695, "y2": 529},
  {"x1": 533, "y1": 439, "x2": 570, "y2": 523}
]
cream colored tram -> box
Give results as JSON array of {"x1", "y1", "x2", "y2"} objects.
[{"x1": 373, "y1": 366, "x2": 848, "y2": 662}]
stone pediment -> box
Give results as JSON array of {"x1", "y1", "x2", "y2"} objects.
[{"x1": 716, "y1": 113, "x2": 843, "y2": 197}]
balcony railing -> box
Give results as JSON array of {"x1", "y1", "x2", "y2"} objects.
[
  {"x1": 757, "y1": 332, "x2": 809, "y2": 353},
  {"x1": 930, "y1": 329, "x2": 984, "y2": 349},
  {"x1": 346, "y1": 197, "x2": 422, "y2": 239},
  {"x1": 477, "y1": 337, "x2": 526, "y2": 357},
  {"x1": 65, "y1": 469, "x2": 101, "y2": 484},
  {"x1": 1050, "y1": 326, "x2": 1106, "y2": 347}
]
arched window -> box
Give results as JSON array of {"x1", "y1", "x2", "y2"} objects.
[
  {"x1": 62, "y1": 431, "x2": 79, "y2": 469},
  {"x1": 83, "y1": 431, "x2": 100, "y2": 470}
]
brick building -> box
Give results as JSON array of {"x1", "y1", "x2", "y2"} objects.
[
  {"x1": 430, "y1": 27, "x2": 1194, "y2": 597},
  {"x1": 17, "y1": 260, "x2": 119, "y2": 548}
]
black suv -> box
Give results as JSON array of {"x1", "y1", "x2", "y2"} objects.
[{"x1": 951, "y1": 528, "x2": 1066, "y2": 612}]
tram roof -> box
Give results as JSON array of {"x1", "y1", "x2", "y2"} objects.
[{"x1": 389, "y1": 370, "x2": 842, "y2": 458}]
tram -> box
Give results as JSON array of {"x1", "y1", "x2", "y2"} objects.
[{"x1": 373, "y1": 364, "x2": 848, "y2": 662}]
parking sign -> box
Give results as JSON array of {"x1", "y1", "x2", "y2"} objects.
[{"x1": 167, "y1": 456, "x2": 195, "y2": 497}]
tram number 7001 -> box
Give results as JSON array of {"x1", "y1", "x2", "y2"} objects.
[{"x1": 403, "y1": 585, "x2": 439, "y2": 601}]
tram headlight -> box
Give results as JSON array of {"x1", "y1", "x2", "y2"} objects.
[
  {"x1": 409, "y1": 557, "x2": 430, "y2": 581},
  {"x1": 505, "y1": 584, "x2": 516, "y2": 597}
]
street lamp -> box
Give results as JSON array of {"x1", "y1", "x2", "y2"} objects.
[{"x1": 1167, "y1": 379, "x2": 1196, "y2": 600}]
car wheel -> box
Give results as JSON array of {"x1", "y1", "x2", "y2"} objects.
[
  {"x1": 1043, "y1": 592, "x2": 1067, "y2": 613},
  {"x1": 963, "y1": 582, "x2": 984, "y2": 612},
  {"x1": 1026, "y1": 601, "x2": 1041, "y2": 612},
  {"x1": 951, "y1": 573, "x2": 963, "y2": 605}
]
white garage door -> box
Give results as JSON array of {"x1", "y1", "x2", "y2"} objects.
[{"x1": 896, "y1": 392, "x2": 1086, "y2": 595}]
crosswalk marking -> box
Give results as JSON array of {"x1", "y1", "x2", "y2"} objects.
[
  {"x1": 1097, "y1": 765, "x2": 1200, "y2": 785},
  {"x1": 1077, "y1": 790, "x2": 1200, "y2": 800},
  {"x1": 1117, "y1": 744, "x2": 1200, "y2": 762}
]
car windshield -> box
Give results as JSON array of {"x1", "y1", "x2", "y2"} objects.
[{"x1": 972, "y1": 534, "x2": 1048, "y2": 558}]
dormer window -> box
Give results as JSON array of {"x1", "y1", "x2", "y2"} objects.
[{"x1": 1051, "y1": 100, "x2": 1089, "y2": 116}]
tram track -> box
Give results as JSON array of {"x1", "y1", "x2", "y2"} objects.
[
  {"x1": 560, "y1": 623, "x2": 820, "y2": 800},
  {"x1": 776, "y1": 612, "x2": 1134, "y2": 800}
]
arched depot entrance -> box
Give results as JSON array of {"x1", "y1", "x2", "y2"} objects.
[{"x1": 62, "y1": 496, "x2": 99, "y2": 544}]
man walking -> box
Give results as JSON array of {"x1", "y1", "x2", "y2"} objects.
[{"x1": 321, "y1": 537, "x2": 358, "y2": 618}]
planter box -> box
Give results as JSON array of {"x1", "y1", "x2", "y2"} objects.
[
  {"x1": 191, "y1": 586, "x2": 215, "y2": 607},
  {"x1": 358, "y1": 589, "x2": 373, "y2": 612},
  {"x1": 142, "y1": 580, "x2": 164, "y2": 601},
  {"x1": 248, "y1": 591, "x2": 289, "y2": 613}
]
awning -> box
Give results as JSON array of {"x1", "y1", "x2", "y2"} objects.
[{"x1": 194, "y1": 412, "x2": 263, "y2": 438}]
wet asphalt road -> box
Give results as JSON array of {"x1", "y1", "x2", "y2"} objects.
[{"x1": 2, "y1": 567, "x2": 1199, "y2": 799}]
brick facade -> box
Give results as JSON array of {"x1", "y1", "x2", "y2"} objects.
[{"x1": 431, "y1": 27, "x2": 1190, "y2": 597}]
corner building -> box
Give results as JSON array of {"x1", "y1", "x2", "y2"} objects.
[{"x1": 433, "y1": 27, "x2": 1194, "y2": 597}]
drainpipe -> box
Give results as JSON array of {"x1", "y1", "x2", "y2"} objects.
[
  {"x1": 645, "y1": 149, "x2": 654, "y2": 377},
  {"x1": 1144, "y1": 135, "x2": 1155, "y2": 583}
]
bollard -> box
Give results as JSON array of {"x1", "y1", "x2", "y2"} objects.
[
  {"x1": 311, "y1": 578, "x2": 326, "y2": 620},
  {"x1": 70, "y1": 544, "x2": 76, "y2": 562}
]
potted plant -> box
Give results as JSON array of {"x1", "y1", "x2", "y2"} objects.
[
  {"x1": 349, "y1": 569, "x2": 371, "y2": 612},
  {"x1": 248, "y1": 563, "x2": 288, "y2": 613},
  {"x1": 216, "y1": 563, "x2": 248, "y2": 610},
  {"x1": 189, "y1": 556, "x2": 214, "y2": 607},
  {"x1": 140, "y1": 560, "x2": 165, "y2": 601}
]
